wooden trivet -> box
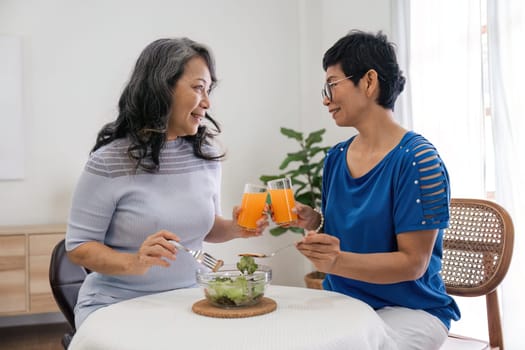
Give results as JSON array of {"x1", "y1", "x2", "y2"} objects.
[{"x1": 192, "y1": 297, "x2": 277, "y2": 318}]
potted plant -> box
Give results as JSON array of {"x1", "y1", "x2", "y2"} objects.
[{"x1": 259, "y1": 127, "x2": 329, "y2": 289}]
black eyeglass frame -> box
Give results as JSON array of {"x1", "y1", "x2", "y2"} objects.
[
  {"x1": 321, "y1": 75, "x2": 353, "y2": 101},
  {"x1": 321, "y1": 69, "x2": 385, "y2": 101}
]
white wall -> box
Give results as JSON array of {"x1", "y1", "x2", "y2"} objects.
[
  {"x1": 300, "y1": 0, "x2": 392, "y2": 143},
  {"x1": 0, "y1": 0, "x2": 392, "y2": 294}
]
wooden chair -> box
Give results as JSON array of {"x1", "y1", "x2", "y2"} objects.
[{"x1": 440, "y1": 198, "x2": 514, "y2": 350}]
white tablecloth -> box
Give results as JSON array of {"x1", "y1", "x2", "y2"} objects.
[{"x1": 69, "y1": 285, "x2": 395, "y2": 350}]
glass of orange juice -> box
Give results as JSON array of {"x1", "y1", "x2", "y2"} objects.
[
  {"x1": 267, "y1": 178, "x2": 298, "y2": 225},
  {"x1": 237, "y1": 184, "x2": 268, "y2": 231}
]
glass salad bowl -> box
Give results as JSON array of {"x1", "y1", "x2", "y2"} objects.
[{"x1": 196, "y1": 264, "x2": 272, "y2": 308}]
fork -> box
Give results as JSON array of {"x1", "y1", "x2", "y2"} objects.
[
  {"x1": 238, "y1": 241, "x2": 297, "y2": 258},
  {"x1": 169, "y1": 241, "x2": 224, "y2": 272}
]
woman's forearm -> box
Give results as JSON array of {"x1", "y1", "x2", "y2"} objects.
[
  {"x1": 205, "y1": 213, "x2": 267, "y2": 243},
  {"x1": 67, "y1": 241, "x2": 138, "y2": 275},
  {"x1": 204, "y1": 216, "x2": 238, "y2": 243},
  {"x1": 300, "y1": 230, "x2": 437, "y2": 284},
  {"x1": 330, "y1": 250, "x2": 428, "y2": 284}
]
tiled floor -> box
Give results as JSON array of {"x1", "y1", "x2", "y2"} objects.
[{"x1": 0, "y1": 322, "x2": 70, "y2": 350}]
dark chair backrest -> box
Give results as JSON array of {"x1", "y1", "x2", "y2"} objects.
[{"x1": 49, "y1": 239, "x2": 88, "y2": 332}]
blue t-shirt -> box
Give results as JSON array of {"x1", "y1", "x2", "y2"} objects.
[{"x1": 321, "y1": 131, "x2": 460, "y2": 329}]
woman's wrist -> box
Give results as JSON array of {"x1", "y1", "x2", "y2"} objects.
[{"x1": 313, "y1": 208, "x2": 324, "y2": 232}]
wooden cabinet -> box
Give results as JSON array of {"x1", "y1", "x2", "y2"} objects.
[
  {"x1": 29, "y1": 233, "x2": 65, "y2": 313},
  {"x1": 0, "y1": 235, "x2": 26, "y2": 314},
  {"x1": 0, "y1": 224, "x2": 65, "y2": 316}
]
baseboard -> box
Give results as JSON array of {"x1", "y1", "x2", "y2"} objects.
[{"x1": 0, "y1": 312, "x2": 66, "y2": 328}]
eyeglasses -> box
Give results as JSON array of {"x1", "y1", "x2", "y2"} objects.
[{"x1": 321, "y1": 75, "x2": 353, "y2": 101}]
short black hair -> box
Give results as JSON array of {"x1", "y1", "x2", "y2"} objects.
[{"x1": 323, "y1": 30, "x2": 405, "y2": 110}]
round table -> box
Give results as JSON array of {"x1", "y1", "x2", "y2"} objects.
[{"x1": 69, "y1": 285, "x2": 395, "y2": 350}]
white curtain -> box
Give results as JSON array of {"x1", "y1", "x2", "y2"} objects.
[
  {"x1": 393, "y1": 0, "x2": 525, "y2": 344},
  {"x1": 407, "y1": 0, "x2": 485, "y2": 199},
  {"x1": 487, "y1": 0, "x2": 525, "y2": 348},
  {"x1": 404, "y1": 0, "x2": 487, "y2": 340}
]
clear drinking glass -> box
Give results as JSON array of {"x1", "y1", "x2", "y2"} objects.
[
  {"x1": 237, "y1": 184, "x2": 268, "y2": 231},
  {"x1": 267, "y1": 178, "x2": 298, "y2": 225}
]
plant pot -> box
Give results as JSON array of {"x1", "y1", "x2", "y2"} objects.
[{"x1": 304, "y1": 271, "x2": 325, "y2": 290}]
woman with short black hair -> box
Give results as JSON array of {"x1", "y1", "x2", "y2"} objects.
[{"x1": 294, "y1": 30, "x2": 460, "y2": 349}]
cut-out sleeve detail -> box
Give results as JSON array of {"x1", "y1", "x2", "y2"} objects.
[{"x1": 394, "y1": 135, "x2": 450, "y2": 233}]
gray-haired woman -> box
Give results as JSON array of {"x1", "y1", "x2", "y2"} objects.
[{"x1": 65, "y1": 38, "x2": 268, "y2": 328}]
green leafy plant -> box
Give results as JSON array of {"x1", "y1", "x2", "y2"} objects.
[{"x1": 260, "y1": 127, "x2": 330, "y2": 236}]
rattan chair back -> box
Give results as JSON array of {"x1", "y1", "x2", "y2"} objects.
[{"x1": 441, "y1": 198, "x2": 514, "y2": 350}]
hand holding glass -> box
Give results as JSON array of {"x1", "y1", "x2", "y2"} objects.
[
  {"x1": 267, "y1": 178, "x2": 298, "y2": 225},
  {"x1": 237, "y1": 184, "x2": 268, "y2": 231}
]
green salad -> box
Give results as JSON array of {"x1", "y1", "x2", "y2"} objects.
[
  {"x1": 205, "y1": 257, "x2": 266, "y2": 307},
  {"x1": 236, "y1": 255, "x2": 258, "y2": 274}
]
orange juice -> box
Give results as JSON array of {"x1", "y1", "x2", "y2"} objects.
[
  {"x1": 238, "y1": 191, "x2": 267, "y2": 230},
  {"x1": 269, "y1": 188, "x2": 298, "y2": 224}
]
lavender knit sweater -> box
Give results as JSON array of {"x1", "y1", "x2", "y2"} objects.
[{"x1": 65, "y1": 137, "x2": 221, "y2": 327}]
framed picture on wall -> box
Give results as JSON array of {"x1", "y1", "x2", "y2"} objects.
[{"x1": 0, "y1": 35, "x2": 24, "y2": 180}]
